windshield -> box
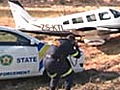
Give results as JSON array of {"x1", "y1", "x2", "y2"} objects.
[{"x1": 110, "y1": 9, "x2": 120, "y2": 18}]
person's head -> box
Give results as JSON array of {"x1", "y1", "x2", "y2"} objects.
[
  {"x1": 53, "y1": 39, "x2": 61, "y2": 46},
  {"x1": 67, "y1": 34, "x2": 75, "y2": 45},
  {"x1": 48, "y1": 39, "x2": 61, "y2": 47},
  {"x1": 67, "y1": 34, "x2": 75, "y2": 40}
]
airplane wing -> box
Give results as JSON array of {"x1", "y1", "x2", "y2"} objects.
[{"x1": 19, "y1": 29, "x2": 73, "y2": 36}]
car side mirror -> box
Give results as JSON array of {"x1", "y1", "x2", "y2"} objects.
[{"x1": 30, "y1": 39, "x2": 36, "y2": 45}]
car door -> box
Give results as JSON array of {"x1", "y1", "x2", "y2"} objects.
[{"x1": 0, "y1": 30, "x2": 40, "y2": 79}]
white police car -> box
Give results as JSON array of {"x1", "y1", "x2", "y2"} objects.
[{"x1": 0, "y1": 26, "x2": 84, "y2": 79}]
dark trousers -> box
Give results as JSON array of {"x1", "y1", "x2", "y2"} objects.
[{"x1": 49, "y1": 72, "x2": 74, "y2": 90}]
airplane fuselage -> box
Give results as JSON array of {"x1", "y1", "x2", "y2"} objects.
[
  {"x1": 8, "y1": 0, "x2": 120, "y2": 32},
  {"x1": 8, "y1": 0, "x2": 120, "y2": 45},
  {"x1": 25, "y1": 8, "x2": 120, "y2": 32}
]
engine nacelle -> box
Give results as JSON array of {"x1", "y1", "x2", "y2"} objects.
[{"x1": 84, "y1": 38, "x2": 105, "y2": 46}]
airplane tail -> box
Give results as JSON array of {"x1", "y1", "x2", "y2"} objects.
[{"x1": 8, "y1": 0, "x2": 36, "y2": 30}]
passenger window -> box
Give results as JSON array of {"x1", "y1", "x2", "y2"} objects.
[
  {"x1": 72, "y1": 17, "x2": 84, "y2": 24},
  {"x1": 63, "y1": 20, "x2": 69, "y2": 25},
  {"x1": 0, "y1": 32, "x2": 17, "y2": 42},
  {"x1": 16, "y1": 35, "x2": 30, "y2": 46},
  {"x1": 0, "y1": 31, "x2": 30, "y2": 46},
  {"x1": 86, "y1": 14, "x2": 96, "y2": 22},
  {"x1": 99, "y1": 12, "x2": 111, "y2": 20}
]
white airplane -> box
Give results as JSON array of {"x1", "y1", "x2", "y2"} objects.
[{"x1": 8, "y1": 0, "x2": 120, "y2": 45}]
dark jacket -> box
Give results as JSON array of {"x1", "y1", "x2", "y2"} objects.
[{"x1": 44, "y1": 38, "x2": 79, "y2": 76}]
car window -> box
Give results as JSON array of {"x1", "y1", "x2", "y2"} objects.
[{"x1": 0, "y1": 31, "x2": 30, "y2": 46}]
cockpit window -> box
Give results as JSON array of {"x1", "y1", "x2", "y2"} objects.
[
  {"x1": 72, "y1": 17, "x2": 84, "y2": 24},
  {"x1": 110, "y1": 9, "x2": 120, "y2": 18},
  {"x1": 86, "y1": 14, "x2": 96, "y2": 22},
  {"x1": 99, "y1": 12, "x2": 111, "y2": 20},
  {"x1": 63, "y1": 20, "x2": 69, "y2": 25}
]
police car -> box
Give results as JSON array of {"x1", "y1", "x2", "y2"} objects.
[{"x1": 0, "y1": 26, "x2": 84, "y2": 79}]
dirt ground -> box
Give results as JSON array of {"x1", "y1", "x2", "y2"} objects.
[{"x1": 0, "y1": 7, "x2": 120, "y2": 90}]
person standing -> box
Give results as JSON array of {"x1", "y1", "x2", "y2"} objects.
[{"x1": 44, "y1": 35, "x2": 81, "y2": 90}]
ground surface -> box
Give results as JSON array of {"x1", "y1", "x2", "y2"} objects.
[
  {"x1": 0, "y1": 34, "x2": 119, "y2": 90},
  {"x1": 0, "y1": 6, "x2": 119, "y2": 90}
]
